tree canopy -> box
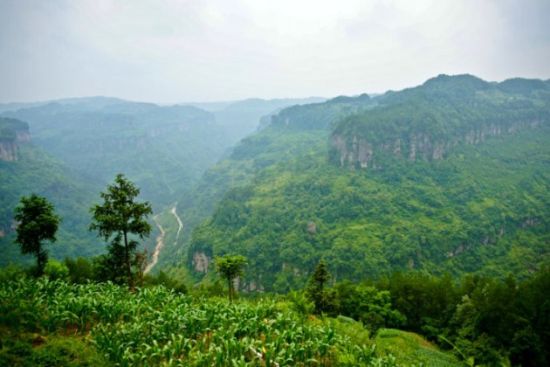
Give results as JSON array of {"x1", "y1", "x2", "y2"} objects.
[
  {"x1": 14, "y1": 194, "x2": 60, "y2": 276},
  {"x1": 90, "y1": 174, "x2": 152, "y2": 288},
  {"x1": 215, "y1": 255, "x2": 247, "y2": 302}
]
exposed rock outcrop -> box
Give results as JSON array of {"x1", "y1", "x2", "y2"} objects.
[
  {"x1": 0, "y1": 118, "x2": 30, "y2": 161},
  {"x1": 193, "y1": 251, "x2": 211, "y2": 273},
  {"x1": 331, "y1": 119, "x2": 544, "y2": 169}
]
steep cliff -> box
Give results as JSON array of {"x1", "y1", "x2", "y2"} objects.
[
  {"x1": 186, "y1": 75, "x2": 550, "y2": 292},
  {"x1": 330, "y1": 75, "x2": 550, "y2": 169},
  {"x1": 331, "y1": 119, "x2": 544, "y2": 169},
  {"x1": 0, "y1": 118, "x2": 30, "y2": 161}
]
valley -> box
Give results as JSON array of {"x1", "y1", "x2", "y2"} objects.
[
  {"x1": 3, "y1": 2, "x2": 550, "y2": 365},
  {"x1": 1, "y1": 74, "x2": 549, "y2": 366}
]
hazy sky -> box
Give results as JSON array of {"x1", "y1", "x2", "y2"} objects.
[{"x1": 1, "y1": 0, "x2": 549, "y2": 103}]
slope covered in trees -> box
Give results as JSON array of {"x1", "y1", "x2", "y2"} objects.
[
  {"x1": 184, "y1": 75, "x2": 550, "y2": 291},
  {"x1": 0, "y1": 141, "x2": 100, "y2": 265},
  {"x1": 0, "y1": 97, "x2": 319, "y2": 267}
]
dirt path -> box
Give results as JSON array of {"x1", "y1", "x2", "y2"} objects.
[
  {"x1": 171, "y1": 204, "x2": 183, "y2": 243},
  {"x1": 144, "y1": 204, "x2": 183, "y2": 274},
  {"x1": 144, "y1": 214, "x2": 165, "y2": 274}
]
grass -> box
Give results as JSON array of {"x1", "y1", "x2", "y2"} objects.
[
  {"x1": 0, "y1": 328, "x2": 108, "y2": 367},
  {"x1": 376, "y1": 329, "x2": 463, "y2": 367}
]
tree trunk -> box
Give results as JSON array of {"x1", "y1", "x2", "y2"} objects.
[
  {"x1": 36, "y1": 248, "x2": 47, "y2": 277},
  {"x1": 227, "y1": 277, "x2": 233, "y2": 302},
  {"x1": 123, "y1": 230, "x2": 133, "y2": 290}
]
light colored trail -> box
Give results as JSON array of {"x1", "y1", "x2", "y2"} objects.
[
  {"x1": 171, "y1": 204, "x2": 183, "y2": 243},
  {"x1": 144, "y1": 204, "x2": 182, "y2": 274},
  {"x1": 144, "y1": 214, "x2": 165, "y2": 274}
]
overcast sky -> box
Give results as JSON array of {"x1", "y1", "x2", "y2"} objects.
[{"x1": 1, "y1": 0, "x2": 549, "y2": 103}]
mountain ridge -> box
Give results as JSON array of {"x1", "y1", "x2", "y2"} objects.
[{"x1": 173, "y1": 74, "x2": 550, "y2": 291}]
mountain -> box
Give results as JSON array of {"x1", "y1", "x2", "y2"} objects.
[
  {"x1": 0, "y1": 96, "x2": 326, "y2": 267},
  {"x1": 201, "y1": 97, "x2": 326, "y2": 144},
  {"x1": 2, "y1": 99, "x2": 224, "y2": 207},
  {"x1": 2, "y1": 97, "x2": 326, "y2": 208},
  {"x1": 0, "y1": 117, "x2": 101, "y2": 265},
  {"x1": 158, "y1": 95, "x2": 371, "y2": 271},
  {"x1": 0, "y1": 117, "x2": 30, "y2": 161},
  {"x1": 177, "y1": 74, "x2": 549, "y2": 292}
]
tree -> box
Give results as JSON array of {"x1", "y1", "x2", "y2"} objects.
[
  {"x1": 14, "y1": 194, "x2": 60, "y2": 276},
  {"x1": 90, "y1": 174, "x2": 152, "y2": 289},
  {"x1": 215, "y1": 255, "x2": 247, "y2": 302},
  {"x1": 307, "y1": 259, "x2": 331, "y2": 314}
]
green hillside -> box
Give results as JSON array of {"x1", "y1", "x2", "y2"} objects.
[
  {"x1": 3, "y1": 100, "x2": 224, "y2": 207},
  {"x1": 0, "y1": 140, "x2": 101, "y2": 266},
  {"x1": 0, "y1": 277, "x2": 456, "y2": 367},
  {"x1": 3, "y1": 97, "x2": 326, "y2": 209},
  {"x1": 1, "y1": 97, "x2": 321, "y2": 268},
  {"x1": 182, "y1": 75, "x2": 550, "y2": 291}
]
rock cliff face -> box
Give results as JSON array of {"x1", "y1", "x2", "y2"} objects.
[
  {"x1": 331, "y1": 119, "x2": 544, "y2": 169},
  {"x1": 0, "y1": 118, "x2": 30, "y2": 161},
  {"x1": 192, "y1": 251, "x2": 211, "y2": 273}
]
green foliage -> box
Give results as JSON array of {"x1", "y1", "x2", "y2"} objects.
[
  {"x1": 379, "y1": 273, "x2": 458, "y2": 339},
  {"x1": 375, "y1": 329, "x2": 462, "y2": 367},
  {"x1": 376, "y1": 270, "x2": 550, "y2": 366},
  {"x1": 307, "y1": 260, "x2": 331, "y2": 314},
  {"x1": 64, "y1": 257, "x2": 95, "y2": 284},
  {"x1": 0, "y1": 332, "x2": 108, "y2": 367},
  {"x1": 0, "y1": 117, "x2": 28, "y2": 141},
  {"x1": 143, "y1": 270, "x2": 187, "y2": 294},
  {"x1": 14, "y1": 194, "x2": 61, "y2": 276},
  {"x1": 44, "y1": 259, "x2": 69, "y2": 281},
  {"x1": 215, "y1": 255, "x2": 247, "y2": 302},
  {"x1": 0, "y1": 278, "x2": 399, "y2": 366},
  {"x1": 90, "y1": 174, "x2": 153, "y2": 288},
  {"x1": 187, "y1": 77, "x2": 550, "y2": 291},
  {"x1": 332, "y1": 282, "x2": 405, "y2": 335},
  {"x1": 0, "y1": 144, "x2": 101, "y2": 266},
  {"x1": 286, "y1": 291, "x2": 315, "y2": 316}
]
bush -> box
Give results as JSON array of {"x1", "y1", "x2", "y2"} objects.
[{"x1": 44, "y1": 259, "x2": 69, "y2": 281}]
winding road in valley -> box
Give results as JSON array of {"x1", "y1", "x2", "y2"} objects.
[
  {"x1": 171, "y1": 204, "x2": 184, "y2": 243},
  {"x1": 144, "y1": 204, "x2": 183, "y2": 274}
]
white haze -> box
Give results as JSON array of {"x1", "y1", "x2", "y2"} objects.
[{"x1": 0, "y1": 0, "x2": 549, "y2": 103}]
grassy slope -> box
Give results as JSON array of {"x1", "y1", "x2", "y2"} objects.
[{"x1": 376, "y1": 329, "x2": 462, "y2": 367}]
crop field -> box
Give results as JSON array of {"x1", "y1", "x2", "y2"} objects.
[{"x1": 0, "y1": 279, "x2": 400, "y2": 366}]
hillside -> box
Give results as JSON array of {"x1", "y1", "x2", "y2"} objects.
[
  {"x1": 0, "y1": 277, "x2": 461, "y2": 367},
  {"x1": 0, "y1": 97, "x2": 326, "y2": 268},
  {"x1": 2, "y1": 97, "x2": 326, "y2": 208},
  {"x1": 2, "y1": 99, "x2": 224, "y2": 207},
  {"x1": 0, "y1": 118, "x2": 101, "y2": 265},
  {"x1": 180, "y1": 75, "x2": 550, "y2": 291},
  {"x1": 160, "y1": 95, "x2": 376, "y2": 271}
]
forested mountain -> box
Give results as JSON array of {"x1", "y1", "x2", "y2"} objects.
[
  {"x1": 0, "y1": 117, "x2": 101, "y2": 265},
  {"x1": 2, "y1": 97, "x2": 325, "y2": 208},
  {"x1": 2, "y1": 98, "x2": 225, "y2": 207},
  {"x1": 179, "y1": 75, "x2": 550, "y2": 292},
  {"x1": 193, "y1": 97, "x2": 326, "y2": 143},
  {"x1": 0, "y1": 97, "x2": 323, "y2": 267}
]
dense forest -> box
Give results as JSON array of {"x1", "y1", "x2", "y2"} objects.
[
  {"x1": 0, "y1": 97, "x2": 320, "y2": 265},
  {"x1": 181, "y1": 75, "x2": 549, "y2": 292}
]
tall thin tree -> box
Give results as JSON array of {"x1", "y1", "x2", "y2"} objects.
[
  {"x1": 90, "y1": 174, "x2": 152, "y2": 289},
  {"x1": 215, "y1": 255, "x2": 247, "y2": 302}
]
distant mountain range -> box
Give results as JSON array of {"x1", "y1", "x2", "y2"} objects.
[{"x1": 0, "y1": 96, "x2": 326, "y2": 265}]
